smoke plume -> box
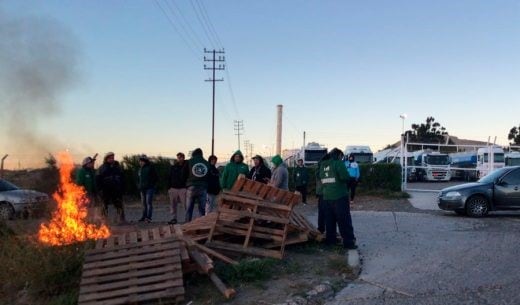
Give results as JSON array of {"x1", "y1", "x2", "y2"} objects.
[{"x1": 0, "y1": 9, "x2": 79, "y2": 166}]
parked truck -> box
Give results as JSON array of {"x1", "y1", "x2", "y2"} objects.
[
  {"x1": 505, "y1": 151, "x2": 520, "y2": 166},
  {"x1": 476, "y1": 146, "x2": 505, "y2": 178},
  {"x1": 411, "y1": 150, "x2": 451, "y2": 181},
  {"x1": 296, "y1": 142, "x2": 328, "y2": 167},
  {"x1": 344, "y1": 145, "x2": 373, "y2": 163},
  {"x1": 449, "y1": 151, "x2": 478, "y2": 181}
]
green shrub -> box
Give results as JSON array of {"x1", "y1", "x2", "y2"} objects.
[
  {"x1": 358, "y1": 163, "x2": 402, "y2": 192},
  {"x1": 215, "y1": 258, "x2": 278, "y2": 285},
  {"x1": 121, "y1": 155, "x2": 173, "y2": 197}
]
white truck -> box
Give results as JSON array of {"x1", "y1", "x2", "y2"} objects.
[
  {"x1": 505, "y1": 151, "x2": 520, "y2": 166},
  {"x1": 476, "y1": 146, "x2": 505, "y2": 178},
  {"x1": 412, "y1": 150, "x2": 451, "y2": 181},
  {"x1": 296, "y1": 142, "x2": 328, "y2": 167},
  {"x1": 344, "y1": 145, "x2": 373, "y2": 163}
]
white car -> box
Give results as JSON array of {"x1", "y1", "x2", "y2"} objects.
[{"x1": 0, "y1": 179, "x2": 49, "y2": 220}]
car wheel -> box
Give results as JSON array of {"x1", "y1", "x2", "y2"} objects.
[
  {"x1": 454, "y1": 209, "x2": 466, "y2": 216},
  {"x1": 465, "y1": 195, "x2": 489, "y2": 217},
  {"x1": 0, "y1": 203, "x2": 15, "y2": 220}
]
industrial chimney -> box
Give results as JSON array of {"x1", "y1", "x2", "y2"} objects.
[{"x1": 276, "y1": 105, "x2": 283, "y2": 155}]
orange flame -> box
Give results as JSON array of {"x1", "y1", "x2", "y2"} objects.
[{"x1": 38, "y1": 151, "x2": 110, "y2": 245}]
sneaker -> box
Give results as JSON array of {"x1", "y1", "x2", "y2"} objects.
[
  {"x1": 138, "y1": 218, "x2": 146, "y2": 222},
  {"x1": 168, "y1": 219, "x2": 178, "y2": 225}
]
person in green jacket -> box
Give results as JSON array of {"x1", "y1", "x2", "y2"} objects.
[
  {"x1": 220, "y1": 150, "x2": 249, "y2": 190},
  {"x1": 76, "y1": 156, "x2": 97, "y2": 202},
  {"x1": 294, "y1": 158, "x2": 309, "y2": 203},
  {"x1": 319, "y1": 148, "x2": 357, "y2": 250},
  {"x1": 185, "y1": 148, "x2": 210, "y2": 222}
]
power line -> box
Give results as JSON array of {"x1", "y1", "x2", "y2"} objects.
[
  {"x1": 153, "y1": 0, "x2": 200, "y2": 59},
  {"x1": 163, "y1": 0, "x2": 205, "y2": 50},
  {"x1": 195, "y1": 0, "x2": 224, "y2": 48},
  {"x1": 169, "y1": 0, "x2": 207, "y2": 49},
  {"x1": 189, "y1": 0, "x2": 218, "y2": 48}
]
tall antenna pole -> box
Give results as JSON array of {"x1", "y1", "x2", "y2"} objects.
[
  {"x1": 234, "y1": 120, "x2": 244, "y2": 150},
  {"x1": 204, "y1": 48, "x2": 225, "y2": 156},
  {"x1": 276, "y1": 105, "x2": 283, "y2": 155}
]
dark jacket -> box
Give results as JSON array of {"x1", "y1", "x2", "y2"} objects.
[
  {"x1": 97, "y1": 161, "x2": 124, "y2": 195},
  {"x1": 186, "y1": 149, "x2": 210, "y2": 188},
  {"x1": 168, "y1": 161, "x2": 189, "y2": 189},
  {"x1": 138, "y1": 162, "x2": 158, "y2": 191},
  {"x1": 319, "y1": 148, "x2": 349, "y2": 200},
  {"x1": 294, "y1": 166, "x2": 309, "y2": 187},
  {"x1": 207, "y1": 164, "x2": 222, "y2": 195},
  {"x1": 247, "y1": 157, "x2": 271, "y2": 184}
]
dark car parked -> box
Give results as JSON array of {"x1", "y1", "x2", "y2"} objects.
[{"x1": 438, "y1": 166, "x2": 520, "y2": 217}]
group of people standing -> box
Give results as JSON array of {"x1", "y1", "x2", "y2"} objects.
[{"x1": 316, "y1": 149, "x2": 360, "y2": 250}]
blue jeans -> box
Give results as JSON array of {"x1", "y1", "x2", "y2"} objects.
[
  {"x1": 324, "y1": 195, "x2": 356, "y2": 248},
  {"x1": 140, "y1": 188, "x2": 154, "y2": 220},
  {"x1": 185, "y1": 186, "x2": 207, "y2": 222}
]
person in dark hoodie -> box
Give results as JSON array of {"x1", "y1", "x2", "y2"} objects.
[
  {"x1": 185, "y1": 148, "x2": 210, "y2": 222},
  {"x1": 319, "y1": 148, "x2": 357, "y2": 250},
  {"x1": 167, "y1": 152, "x2": 190, "y2": 225},
  {"x1": 205, "y1": 155, "x2": 221, "y2": 214},
  {"x1": 294, "y1": 158, "x2": 309, "y2": 203},
  {"x1": 97, "y1": 152, "x2": 125, "y2": 223},
  {"x1": 247, "y1": 155, "x2": 271, "y2": 184},
  {"x1": 221, "y1": 150, "x2": 249, "y2": 190},
  {"x1": 137, "y1": 155, "x2": 158, "y2": 223}
]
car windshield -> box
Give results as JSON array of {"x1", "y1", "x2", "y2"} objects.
[
  {"x1": 478, "y1": 167, "x2": 512, "y2": 184},
  {"x1": 0, "y1": 179, "x2": 20, "y2": 192}
]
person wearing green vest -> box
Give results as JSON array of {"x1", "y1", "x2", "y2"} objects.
[
  {"x1": 294, "y1": 158, "x2": 309, "y2": 203},
  {"x1": 221, "y1": 150, "x2": 249, "y2": 190},
  {"x1": 319, "y1": 148, "x2": 357, "y2": 250},
  {"x1": 76, "y1": 156, "x2": 97, "y2": 202}
]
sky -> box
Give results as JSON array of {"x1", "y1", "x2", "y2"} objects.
[{"x1": 0, "y1": 0, "x2": 519, "y2": 168}]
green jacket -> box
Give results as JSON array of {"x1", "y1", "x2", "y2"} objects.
[
  {"x1": 76, "y1": 167, "x2": 97, "y2": 195},
  {"x1": 294, "y1": 166, "x2": 309, "y2": 186},
  {"x1": 186, "y1": 153, "x2": 210, "y2": 188},
  {"x1": 319, "y1": 159, "x2": 350, "y2": 200},
  {"x1": 315, "y1": 164, "x2": 323, "y2": 196},
  {"x1": 221, "y1": 150, "x2": 249, "y2": 190}
]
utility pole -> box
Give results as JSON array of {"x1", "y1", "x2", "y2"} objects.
[
  {"x1": 204, "y1": 48, "x2": 225, "y2": 156},
  {"x1": 234, "y1": 120, "x2": 244, "y2": 150},
  {"x1": 244, "y1": 140, "x2": 250, "y2": 160}
]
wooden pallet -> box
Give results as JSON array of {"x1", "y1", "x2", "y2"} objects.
[
  {"x1": 206, "y1": 176, "x2": 302, "y2": 259},
  {"x1": 79, "y1": 236, "x2": 184, "y2": 305}
]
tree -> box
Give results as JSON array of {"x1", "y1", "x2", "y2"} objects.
[
  {"x1": 508, "y1": 124, "x2": 520, "y2": 145},
  {"x1": 405, "y1": 117, "x2": 449, "y2": 144}
]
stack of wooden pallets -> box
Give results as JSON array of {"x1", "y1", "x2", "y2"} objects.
[{"x1": 204, "y1": 175, "x2": 321, "y2": 259}]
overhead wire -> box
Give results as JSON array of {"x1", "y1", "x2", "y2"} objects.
[
  {"x1": 189, "y1": 0, "x2": 219, "y2": 49},
  {"x1": 195, "y1": 0, "x2": 224, "y2": 48},
  {"x1": 163, "y1": 0, "x2": 205, "y2": 50}
]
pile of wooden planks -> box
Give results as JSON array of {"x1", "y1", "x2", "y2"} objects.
[{"x1": 78, "y1": 225, "x2": 236, "y2": 305}]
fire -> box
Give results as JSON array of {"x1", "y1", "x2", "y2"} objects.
[{"x1": 38, "y1": 151, "x2": 110, "y2": 245}]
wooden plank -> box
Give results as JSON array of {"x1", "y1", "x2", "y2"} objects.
[
  {"x1": 206, "y1": 241, "x2": 283, "y2": 259},
  {"x1": 80, "y1": 265, "x2": 180, "y2": 286},
  {"x1": 215, "y1": 208, "x2": 290, "y2": 224},
  {"x1": 80, "y1": 286, "x2": 185, "y2": 305},
  {"x1": 95, "y1": 239, "x2": 104, "y2": 249},
  {"x1": 86, "y1": 238, "x2": 179, "y2": 257},
  {"x1": 106, "y1": 237, "x2": 115, "y2": 248},
  {"x1": 84, "y1": 242, "x2": 181, "y2": 264},
  {"x1": 78, "y1": 278, "x2": 184, "y2": 303},
  {"x1": 79, "y1": 270, "x2": 183, "y2": 294},
  {"x1": 82, "y1": 256, "x2": 181, "y2": 278},
  {"x1": 251, "y1": 181, "x2": 264, "y2": 195},
  {"x1": 152, "y1": 227, "x2": 161, "y2": 240},
  {"x1": 243, "y1": 203, "x2": 258, "y2": 248},
  {"x1": 230, "y1": 175, "x2": 246, "y2": 192},
  {"x1": 83, "y1": 248, "x2": 180, "y2": 270},
  {"x1": 220, "y1": 194, "x2": 292, "y2": 211},
  {"x1": 257, "y1": 184, "x2": 272, "y2": 199},
  {"x1": 129, "y1": 231, "x2": 138, "y2": 244}
]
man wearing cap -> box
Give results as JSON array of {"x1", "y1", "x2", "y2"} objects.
[
  {"x1": 247, "y1": 155, "x2": 271, "y2": 184},
  {"x1": 270, "y1": 154, "x2": 288, "y2": 190},
  {"x1": 294, "y1": 158, "x2": 309, "y2": 204},
  {"x1": 137, "y1": 155, "x2": 158, "y2": 223},
  {"x1": 97, "y1": 152, "x2": 126, "y2": 224},
  {"x1": 167, "y1": 152, "x2": 190, "y2": 225}
]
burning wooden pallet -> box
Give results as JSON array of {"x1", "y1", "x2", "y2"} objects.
[
  {"x1": 206, "y1": 175, "x2": 308, "y2": 259},
  {"x1": 79, "y1": 226, "x2": 236, "y2": 305}
]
